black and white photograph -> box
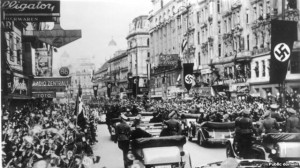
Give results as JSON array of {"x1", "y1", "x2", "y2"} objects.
[{"x1": 1, "y1": 0, "x2": 300, "y2": 167}]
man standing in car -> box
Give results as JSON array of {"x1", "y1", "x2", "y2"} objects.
[
  {"x1": 285, "y1": 108, "x2": 300, "y2": 133},
  {"x1": 161, "y1": 111, "x2": 182, "y2": 136},
  {"x1": 235, "y1": 109, "x2": 255, "y2": 159},
  {"x1": 115, "y1": 114, "x2": 131, "y2": 168}
]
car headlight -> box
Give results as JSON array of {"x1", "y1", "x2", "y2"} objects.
[
  {"x1": 271, "y1": 149, "x2": 277, "y2": 154},
  {"x1": 127, "y1": 152, "x2": 135, "y2": 160}
]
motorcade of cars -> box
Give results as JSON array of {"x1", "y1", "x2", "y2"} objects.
[
  {"x1": 126, "y1": 135, "x2": 192, "y2": 168},
  {"x1": 226, "y1": 133, "x2": 300, "y2": 165}
]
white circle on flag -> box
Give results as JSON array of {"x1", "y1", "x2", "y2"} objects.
[
  {"x1": 274, "y1": 43, "x2": 291, "y2": 62},
  {"x1": 94, "y1": 87, "x2": 97, "y2": 90},
  {"x1": 185, "y1": 74, "x2": 194, "y2": 84}
]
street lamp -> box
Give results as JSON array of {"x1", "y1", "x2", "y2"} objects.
[{"x1": 146, "y1": 57, "x2": 151, "y2": 101}]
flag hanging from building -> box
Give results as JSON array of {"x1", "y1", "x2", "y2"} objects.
[
  {"x1": 74, "y1": 84, "x2": 82, "y2": 115},
  {"x1": 107, "y1": 82, "x2": 111, "y2": 98},
  {"x1": 93, "y1": 85, "x2": 98, "y2": 98},
  {"x1": 183, "y1": 63, "x2": 194, "y2": 92},
  {"x1": 269, "y1": 20, "x2": 297, "y2": 84}
]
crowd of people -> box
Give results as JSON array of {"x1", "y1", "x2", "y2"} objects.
[{"x1": 2, "y1": 100, "x2": 100, "y2": 168}]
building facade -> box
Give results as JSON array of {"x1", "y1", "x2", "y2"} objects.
[
  {"x1": 148, "y1": 0, "x2": 196, "y2": 99},
  {"x1": 126, "y1": 15, "x2": 150, "y2": 97},
  {"x1": 193, "y1": 0, "x2": 300, "y2": 99},
  {"x1": 108, "y1": 50, "x2": 129, "y2": 97}
]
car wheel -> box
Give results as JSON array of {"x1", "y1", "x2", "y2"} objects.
[{"x1": 226, "y1": 144, "x2": 234, "y2": 158}]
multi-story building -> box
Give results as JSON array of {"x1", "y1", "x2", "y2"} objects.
[
  {"x1": 126, "y1": 15, "x2": 150, "y2": 98},
  {"x1": 193, "y1": 0, "x2": 300, "y2": 99},
  {"x1": 148, "y1": 0, "x2": 196, "y2": 99},
  {"x1": 92, "y1": 62, "x2": 110, "y2": 98},
  {"x1": 108, "y1": 50, "x2": 128, "y2": 97}
]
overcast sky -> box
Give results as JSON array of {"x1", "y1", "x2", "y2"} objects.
[{"x1": 53, "y1": 0, "x2": 152, "y2": 69}]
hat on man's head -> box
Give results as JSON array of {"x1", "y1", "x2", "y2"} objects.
[
  {"x1": 120, "y1": 114, "x2": 128, "y2": 121},
  {"x1": 168, "y1": 111, "x2": 177, "y2": 118},
  {"x1": 270, "y1": 104, "x2": 279, "y2": 109},
  {"x1": 287, "y1": 108, "x2": 296, "y2": 114}
]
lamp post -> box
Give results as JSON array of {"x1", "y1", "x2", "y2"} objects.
[{"x1": 146, "y1": 57, "x2": 151, "y2": 101}]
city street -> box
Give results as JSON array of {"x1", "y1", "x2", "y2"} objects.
[{"x1": 92, "y1": 124, "x2": 226, "y2": 168}]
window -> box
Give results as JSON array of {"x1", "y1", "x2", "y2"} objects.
[
  {"x1": 147, "y1": 38, "x2": 149, "y2": 46},
  {"x1": 228, "y1": 18, "x2": 231, "y2": 30},
  {"x1": 9, "y1": 33, "x2": 14, "y2": 61},
  {"x1": 262, "y1": 60, "x2": 265, "y2": 77},
  {"x1": 247, "y1": 35, "x2": 250, "y2": 51},
  {"x1": 197, "y1": 32, "x2": 200, "y2": 45},
  {"x1": 218, "y1": 22, "x2": 221, "y2": 34},
  {"x1": 253, "y1": 6, "x2": 257, "y2": 20},
  {"x1": 197, "y1": 11, "x2": 200, "y2": 23},
  {"x1": 16, "y1": 37, "x2": 21, "y2": 64},
  {"x1": 198, "y1": 52, "x2": 201, "y2": 65},
  {"x1": 218, "y1": 44, "x2": 222, "y2": 57},
  {"x1": 217, "y1": 0, "x2": 220, "y2": 13},
  {"x1": 255, "y1": 61, "x2": 259, "y2": 77},
  {"x1": 246, "y1": 10, "x2": 249, "y2": 23}
]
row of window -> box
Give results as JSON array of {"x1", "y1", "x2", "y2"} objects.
[{"x1": 8, "y1": 33, "x2": 22, "y2": 65}]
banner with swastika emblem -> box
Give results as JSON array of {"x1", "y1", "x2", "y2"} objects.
[
  {"x1": 183, "y1": 63, "x2": 194, "y2": 92},
  {"x1": 270, "y1": 20, "x2": 297, "y2": 84}
]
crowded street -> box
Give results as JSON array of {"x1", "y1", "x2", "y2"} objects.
[{"x1": 2, "y1": 0, "x2": 300, "y2": 168}]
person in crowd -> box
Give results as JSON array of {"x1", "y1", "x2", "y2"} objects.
[
  {"x1": 115, "y1": 114, "x2": 131, "y2": 168},
  {"x1": 285, "y1": 108, "x2": 300, "y2": 133},
  {"x1": 259, "y1": 110, "x2": 280, "y2": 134}
]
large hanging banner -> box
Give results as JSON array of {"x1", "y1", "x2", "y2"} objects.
[
  {"x1": 183, "y1": 63, "x2": 194, "y2": 92},
  {"x1": 269, "y1": 20, "x2": 297, "y2": 84}
]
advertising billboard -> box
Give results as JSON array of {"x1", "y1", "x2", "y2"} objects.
[
  {"x1": 35, "y1": 48, "x2": 52, "y2": 77},
  {"x1": 32, "y1": 77, "x2": 71, "y2": 92}
]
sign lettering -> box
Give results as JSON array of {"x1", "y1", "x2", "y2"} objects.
[{"x1": 32, "y1": 77, "x2": 71, "y2": 92}]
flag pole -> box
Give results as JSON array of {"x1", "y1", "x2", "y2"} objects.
[{"x1": 281, "y1": 0, "x2": 286, "y2": 108}]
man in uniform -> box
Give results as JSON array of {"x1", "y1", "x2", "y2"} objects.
[
  {"x1": 259, "y1": 110, "x2": 279, "y2": 134},
  {"x1": 115, "y1": 114, "x2": 131, "y2": 168},
  {"x1": 285, "y1": 108, "x2": 300, "y2": 133},
  {"x1": 270, "y1": 104, "x2": 284, "y2": 122},
  {"x1": 235, "y1": 109, "x2": 255, "y2": 159},
  {"x1": 160, "y1": 111, "x2": 182, "y2": 136}
]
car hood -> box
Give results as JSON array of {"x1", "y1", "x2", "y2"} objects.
[{"x1": 142, "y1": 146, "x2": 181, "y2": 165}]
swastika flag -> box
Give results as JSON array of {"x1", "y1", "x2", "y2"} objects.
[
  {"x1": 270, "y1": 20, "x2": 297, "y2": 84},
  {"x1": 183, "y1": 63, "x2": 194, "y2": 92}
]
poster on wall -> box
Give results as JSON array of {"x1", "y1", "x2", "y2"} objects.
[
  {"x1": 35, "y1": 48, "x2": 52, "y2": 77},
  {"x1": 9, "y1": 76, "x2": 28, "y2": 96}
]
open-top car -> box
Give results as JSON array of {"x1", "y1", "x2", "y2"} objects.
[
  {"x1": 226, "y1": 133, "x2": 300, "y2": 165},
  {"x1": 180, "y1": 113, "x2": 201, "y2": 140},
  {"x1": 193, "y1": 121, "x2": 235, "y2": 146},
  {"x1": 197, "y1": 159, "x2": 270, "y2": 168},
  {"x1": 126, "y1": 135, "x2": 192, "y2": 168}
]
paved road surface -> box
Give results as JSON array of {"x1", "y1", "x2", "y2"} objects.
[{"x1": 92, "y1": 124, "x2": 226, "y2": 168}]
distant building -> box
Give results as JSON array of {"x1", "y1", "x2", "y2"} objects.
[{"x1": 126, "y1": 15, "x2": 150, "y2": 98}]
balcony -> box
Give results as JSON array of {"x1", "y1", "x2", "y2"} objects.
[
  {"x1": 252, "y1": 46, "x2": 270, "y2": 56},
  {"x1": 208, "y1": 36, "x2": 214, "y2": 46}
]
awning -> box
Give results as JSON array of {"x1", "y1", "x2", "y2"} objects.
[{"x1": 23, "y1": 23, "x2": 81, "y2": 48}]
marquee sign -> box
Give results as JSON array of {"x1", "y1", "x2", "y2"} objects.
[
  {"x1": 32, "y1": 91, "x2": 56, "y2": 98},
  {"x1": 32, "y1": 77, "x2": 71, "y2": 92},
  {"x1": 1, "y1": 0, "x2": 60, "y2": 22}
]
